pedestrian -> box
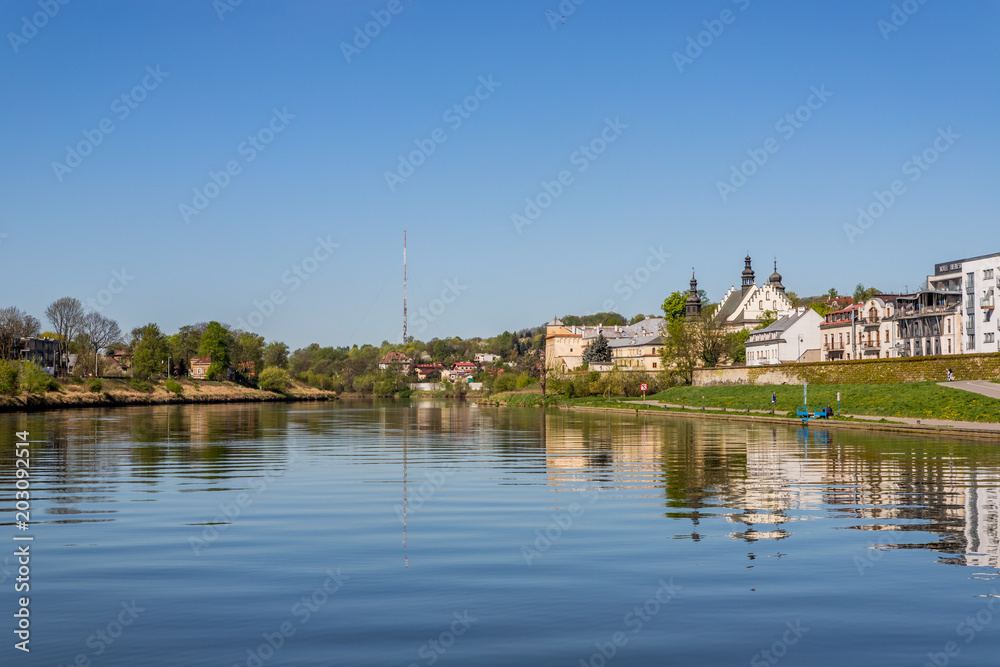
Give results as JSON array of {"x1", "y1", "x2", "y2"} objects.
[
  {"x1": 946, "y1": 368, "x2": 953, "y2": 382},
  {"x1": 771, "y1": 391, "x2": 777, "y2": 407}
]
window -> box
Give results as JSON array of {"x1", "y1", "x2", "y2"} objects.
[
  {"x1": 947, "y1": 339, "x2": 952, "y2": 354},
  {"x1": 947, "y1": 320, "x2": 951, "y2": 334},
  {"x1": 986, "y1": 333, "x2": 995, "y2": 344},
  {"x1": 985, "y1": 269, "x2": 994, "y2": 280}
]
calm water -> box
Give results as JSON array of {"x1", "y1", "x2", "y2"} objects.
[{"x1": 1, "y1": 401, "x2": 999, "y2": 666}]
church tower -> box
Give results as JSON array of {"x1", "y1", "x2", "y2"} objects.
[
  {"x1": 768, "y1": 260, "x2": 785, "y2": 294},
  {"x1": 686, "y1": 271, "x2": 702, "y2": 317},
  {"x1": 741, "y1": 255, "x2": 755, "y2": 294}
]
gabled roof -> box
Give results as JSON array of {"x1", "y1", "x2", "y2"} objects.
[{"x1": 380, "y1": 351, "x2": 411, "y2": 364}]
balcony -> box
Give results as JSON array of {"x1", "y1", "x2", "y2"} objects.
[
  {"x1": 982, "y1": 296, "x2": 995, "y2": 310},
  {"x1": 823, "y1": 342, "x2": 845, "y2": 351}
]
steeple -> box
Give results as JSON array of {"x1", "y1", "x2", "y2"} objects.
[
  {"x1": 741, "y1": 254, "x2": 755, "y2": 294},
  {"x1": 686, "y1": 270, "x2": 702, "y2": 317},
  {"x1": 768, "y1": 259, "x2": 785, "y2": 293}
]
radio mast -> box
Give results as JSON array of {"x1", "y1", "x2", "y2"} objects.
[{"x1": 402, "y1": 230, "x2": 407, "y2": 343}]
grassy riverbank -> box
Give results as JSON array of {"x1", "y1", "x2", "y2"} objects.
[
  {"x1": 486, "y1": 381, "x2": 1000, "y2": 424},
  {"x1": 649, "y1": 382, "x2": 1000, "y2": 423},
  {"x1": 0, "y1": 377, "x2": 337, "y2": 412}
]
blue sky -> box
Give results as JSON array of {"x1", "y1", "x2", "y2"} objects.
[{"x1": 2, "y1": 0, "x2": 997, "y2": 349}]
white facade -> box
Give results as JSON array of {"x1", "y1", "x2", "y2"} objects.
[
  {"x1": 957, "y1": 254, "x2": 1000, "y2": 353},
  {"x1": 856, "y1": 297, "x2": 899, "y2": 359},
  {"x1": 745, "y1": 308, "x2": 823, "y2": 366}
]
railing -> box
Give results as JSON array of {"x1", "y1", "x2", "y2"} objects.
[{"x1": 982, "y1": 296, "x2": 995, "y2": 309}]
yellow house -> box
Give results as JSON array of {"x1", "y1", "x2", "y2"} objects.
[{"x1": 609, "y1": 334, "x2": 664, "y2": 371}]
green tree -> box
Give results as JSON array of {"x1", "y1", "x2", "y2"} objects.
[
  {"x1": 199, "y1": 321, "x2": 232, "y2": 380},
  {"x1": 756, "y1": 310, "x2": 778, "y2": 330},
  {"x1": 659, "y1": 318, "x2": 700, "y2": 385},
  {"x1": 724, "y1": 328, "x2": 751, "y2": 364},
  {"x1": 232, "y1": 332, "x2": 265, "y2": 383},
  {"x1": 258, "y1": 367, "x2": 290, "y2": 392},
  {"x1": 130, "y1": 323, "x2": 168, "y2": 380},
  {"x1": 852, "y1": 283, "x2": 880, "y2": 303},
  {"x1": 628, "y1": 313, "x2": 646, "y2": 325},
  {"x1": 661, "y1": 291, "x2": 687, "y2": 321},
  {"x1": 263, "y1": 341, "x2": 289, "y2": 369},
  {"x1": 44, "y1": 297, "x2": 84, "y2": 375},
  {"x1": 582, "y1": 333, "x2": 612, "y2": 363},
  {"x1": 825, "y1": 287, "x2": 839, "y2": 301},
  {"x1": 169, "y1": 324, "x2": 206, "y2": 375}
]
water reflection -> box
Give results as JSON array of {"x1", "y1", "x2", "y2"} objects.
[{"x1": 1, "y1": 402, "x2": 998, "y2": 570}]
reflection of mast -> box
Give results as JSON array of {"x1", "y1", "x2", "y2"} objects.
[
  {"x1": 403, "y1": 419, "x2": 408, "y2": 567},
  {"x1": 402, "y1": 230, "x2": 407, "y2": 344}
]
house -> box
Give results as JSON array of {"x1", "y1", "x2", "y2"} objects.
[
  {"x1": 929, "y1": 252, "x2": 1000, "y2": 354},
  {"x1": 235, "y1": 361, "x2": 256, "y2": 378},
  {"x1": 608, "y1": 333, "x2": 664, "y2": 371},
  {"x1": 820, "y1": 304, "x2": 864, "y2": 361},
  {"x1": 378, "y1": 352, "x2": 412, "y2": 373},
  {"x1": 713, "y1": 257, "x2": 795, "y2": 332},
  {"x1": 854, "y1": 297, "x2": 900, "y2": 359},
  {"x1": 544, "y1": 317, "x2": 666, "y2": 371},
  {"x1": 18, "y1": 337, "x2": 62, "y2": 374},
  {"x1": 746, "y1": 308, "x2": 823, "y2": 366},
  {"x1": 190, "y1": 356, "x2": 212, "y2": 379},
  {"x1": 452, "y1": 361, "x2": 477, "y2": 374},
  {"x1": 474, "y1": 353, "x2": 501, "y2": 365},
  {"x1": 413, "y1": 363, "x2": 444, "y2": 381}
]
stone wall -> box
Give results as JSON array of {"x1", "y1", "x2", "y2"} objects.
[{"x1": 693, "y1": 353, "x2": 1000, "y2": 386}]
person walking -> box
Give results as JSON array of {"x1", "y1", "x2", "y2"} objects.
[{"x1": 771, "y1": 391, "x2": 777, "y2": 408}]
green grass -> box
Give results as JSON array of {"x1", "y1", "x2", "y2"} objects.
[{"x1": 648, "y1": 382, "x2": 1000, "y2": 423}]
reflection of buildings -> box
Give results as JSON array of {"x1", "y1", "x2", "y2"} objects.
[{"x1": 965, "y1": 483, "x2": 1000, "y2": 567}]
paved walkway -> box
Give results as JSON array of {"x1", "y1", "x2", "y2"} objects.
[
  {"x1": 626, "y1": 400, "x2": 1000, "y2": 434},
  {"x1": 939, "y1": 380, "x2": 1000, "y2": 401}
]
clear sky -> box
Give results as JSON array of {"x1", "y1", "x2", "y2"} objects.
[{"x1": 3, "y1": 0, "x2": 997, "y2": 350}]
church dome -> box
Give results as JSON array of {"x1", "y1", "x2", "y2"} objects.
[{"x1": 769, "y1": 260, "x2": 784, "y2": 292}]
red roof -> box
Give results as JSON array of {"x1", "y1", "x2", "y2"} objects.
[
  {"x1": 190, "y1": 356, "x2": 212, "y2": 365},
  {"x1": 380, "y1": 352, "x2": 411, "y2": 364}
]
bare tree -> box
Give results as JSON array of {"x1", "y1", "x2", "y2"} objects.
[
  {"x1": 44, "y1": 297, "x2": 84, "y2": 375},
  {"x1": 0, "y1": 307, "x2": 41, "y2": 360},
  {"x1": 81, "y1": 312, "x2": 122, "y2": 378}
]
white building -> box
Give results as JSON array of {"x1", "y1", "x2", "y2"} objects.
[
  {"x1": 745, "y1": 308, "x2": 823, "y2": 366},
  {"x1": 714, "y1": 256, "x2": 795, "y2": 332},
  {"x1": 951, "y1": 253, "x2": 1000, "y2": 354}
]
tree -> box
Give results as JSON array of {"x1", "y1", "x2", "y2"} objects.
[
  {"x1": 697, "y1": 310, "x2": 727, "y2": 367},
  {"x1": 44, "y1": 297, "x2": 84, "y2": 374},
  {"x1": 263, "y1": 341, "x2": 289, "y2": 369},
  {"x1": 232, "y1": 331, "x2": 265, "y2": 380},
  {"x1": 825, "y1": 288, "x2": 839, "y2": 301},
  {"x1": 0, "y1": 307, "x2": 41, "y2": 360},
  {"x1": 582, "y1": 333, "x2": 612, "y2": 364},
  {"x1": 853, "y1": 283, "x2": 880, "y2": 304},
  {"x1": 258, "y1": 367, "x2": 290, "y2": 392},
  {"x1": 199, "y1": 321, "x2": 232, "y2": 379},
  {"x1": 659, "y1": 318, "x2": 700, "y2": 385},
  {"x1": 130, "y1": 323, "x2": 168, "y2": 380},
  {"x1": 756, "y1": 310, "x2": 778, "y2": 330},
  {"x1": 724, "y1": 328, "x2": 751, "y2": 364},
  {"x1": 661, "y1": 291, "x2": 687, "y2": 321},
  {"x1": 80, "y1": 312, "x2": 122, "y2": 378},
  {"x1": 784, "y1": 291, "x2": 801, "y2": 308},
  {"x1": 628, "y1": 313, "x2": 646, "y2": 325}
]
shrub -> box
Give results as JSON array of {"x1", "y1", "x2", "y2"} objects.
[
  {"x1": 164, "y1": 379, "x2": 184, "y2": 395},
  {"x1": 0, "y1": 360, "x2": 20, "y2": 395},
  {"x1": 259, "y1": 367, "x2": 290, "y2": 392},
  {"x1": 515, "y1": 373, "x2": 534, "y2": 390},
  {"x1": 20, "y1": 362, "x2": 58, "y2": 395},
  {"x1": 129, "y1": 378, "x2": 153, "y2": 393},
  {"x1": 88, "y1": 378, "x2": 103, "y2": 393}
]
